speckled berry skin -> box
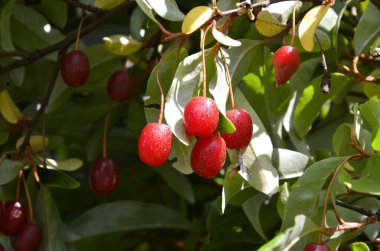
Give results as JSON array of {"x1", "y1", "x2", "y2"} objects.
[
  {"x1": 15, "y1": 223, "x2": 43, "y2": 251},
  {"x1": 191, "y1": 135, "x2": 226, "y2": 178},
  {"x1": 272, "y1": 46, "x2": 300, "y2": 85},
  {"x1": 303, "y1": 243, "x2": 331, "y2": 251},
  {"x1": 107, "y1": 70, "x2": 133, "y2": 102},
  {"x1": 184, "y1": 97, "x2": 219, "y2": 137},
  {"x1": 2, "y1": 200, "x2": 27, "y2": 236},
  {"x1": 89, "y1": 158, "x2": 120, "y2": 196},
  {"x1": 60, "y1": 50, "x2": 90, "y2": 87},
  {"x1": 138, "y1": 123, "x2": 173, "y2": 166},
  {"x1": 221, "y1": 109, "x2": 253, "y2": 149}
]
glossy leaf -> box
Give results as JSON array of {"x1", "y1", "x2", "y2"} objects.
[
  {"x1": 299, "y1": 5, "x2": 330, "y2": 51},
  {"x1": 372, "y1": 126, "x2": 380, "y2": 151},
  {"x1": 243, "y1": 194, "x2": 269, "y2": 241},
  {"x1": 255, "y1": 10, "x2": 286, "y2": 37},
  {"x1": 45, "y1": 158, "x2": 83, "y2": 172},
  {"x1": 67, "y1": 201, "x2": 191, "y2": 241},
  {"x1": 350, "y1": 242, "x2": 370, "y2": 251},
  {"x1": 272, "y1": 148, "x2": 309, "y2": 180},
  {"x1": 103, "y1": 35, "x2": 142, "y2": 56},
  {"x1": 0, "y1": 159, "x2": 22, "y2": 185},
  {"x1": 181, "y1": 6, "x2": 213, "y2": 34},
  {"x1": 359, "y1": 99, "x2": 380, "y2": 130},
  {"x1": 145, "y1": 0, "x2": 184, "y2": 21},
  {"x1": 218, "y1": 112, "x2": 236, "y2": 134},
  {"x1": 212, "y1": 27, "x2": 241, "y2": 47}
]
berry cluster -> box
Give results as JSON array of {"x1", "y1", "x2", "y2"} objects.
[{"x1": 0, "y1": 200, "x2": 42, "y2": 251}]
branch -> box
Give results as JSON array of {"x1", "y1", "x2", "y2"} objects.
[
  {"x1": 0, "y1": 0, "x2": 134, "y2": 75},
  {"x1": 336, "y1": 199, "x2": 377, "y2": 219},
  {"x1": 64, "y1": 0, "x2": 105, "y2": 14}
]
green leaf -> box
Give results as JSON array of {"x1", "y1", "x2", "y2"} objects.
[
  {"x1": 154, "y1": 164, "x2": 195, "y2": 203},
  {"x1": 339, "y1": 154, "x2": 380, "y2": 196},
  {"x1": 36, "y1": 186, "x2": 67, "y2": 251},
  {"x1": 294, "y1": 73, "x2": 349, "y2": 138},
  {"x1": 41, "y1": 0, "x2": 68, "y2": 28},
  {"x1": 145, "y1": 0, "x2": 184, "y2": 21},
  {"x1": 94, "y1": 0, "x2": 124, "y2": 9},
  {"x1": 45, "y1": 158, "x2": 83, "y2": 172},
  {"x1": 277, "y1": 182, "x2": 289, "y2": 219},
  {"x1": 255, "y1": 10, "x2": 286, "y2": 37},
  {"x1": 234, "y1": 88, "x2": 279, "y2": 195},
  {"x1": 350, "y1": 242, "x2": 370, "y2": 251},
  {"x1": 281, "y1": 157, "x2": 345, "y2": 230},
  {"x1": 243, "y1": 194, "x2": 269, "y2": 241},
  {"x1": 372, "y1": 125, "x2": 380, "y2": 151},
  {"x1": 67, "y1": 201, "x2": 192, "y2": 241},
  {"x1": 39, "y1": 168, "x2": 80, "y2": 189},
  {"x1": 0, "y1": 159, "x2": 22, "y2": 185},
  {"x1": 359, "y1": 99, "x2": 380, "y2": 129},
  {"x1": 136, "y1": 0, "x2": 158, "y2": 23},
  {"x1": 169, "y1": 137, "x2": 194, "y2": 174},
  {"x1": 332, "y1": 124, "x2": 357, "y2": 156},
  {"x1": 103, "y1": 35, "x2": 143, "y2": 56},
  {"x1": 332, "y1": 1, "x2": 352, "y2": 56},
  {"x1": 218, "y1": 112, "x2": 236, "y2": 134},
  {"x1": 272, "y1": 148, "x2": 309, "y2": 180},
  {"x1": 353, "y1": 2, "x2": 380, "y2": 55},
  {"x1": 0, "y1": 0, "x2": 15, "y2": 51}
]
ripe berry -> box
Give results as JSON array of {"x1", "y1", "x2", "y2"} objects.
[
  {"x1": 15, "y1": 223, "x2": 43, "y2": 251},
  {"x1": 60, "y1": 50, "x2": 90, "y2": 87},
  {"x1": 220, "y1": 109, "x2": 253, "y2": 149},
  {"x1": 272, "y1": 45, "x2": 300, "y2": 85},
  {"x1": 0, "y1": 244, "x2": 4, "y2": 251},
  {"x1": 2, "y1": 200, "x2": 27, "y2": 235},
  {"x1": 0, "y1": 201, "x2": 4, "y2": 232},
  {"x1": 191, "y1": 135, "x2": 226, "y2": 178},
  {"x1": 138, "y1": 123, "x2": 172, "y2": 166},
  {"x1": 107, "y1": 70, "x2": 133, "y2": 102},
  {"x1": 184, "y1": 97, "x2": 219, "y2": 137},
  {"x1": 304, "y1": 243, "x2": 331, "y2": 251},
  {"x1": 89, "y1": 158, "x2": 120, "y2": 196}
]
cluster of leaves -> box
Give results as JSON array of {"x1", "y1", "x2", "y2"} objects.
[{"x1": 0, "y1": 0, "x2": 379, "y2": 250}]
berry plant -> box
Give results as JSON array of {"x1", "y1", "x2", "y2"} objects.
[{"x1": 0, "y1": 0, "x2": 379, "y2": 250}]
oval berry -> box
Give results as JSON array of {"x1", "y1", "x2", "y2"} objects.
[
  {"x1": 138, "y1": 123, "x2": 173, "y2": 166},
  {"x1": 220, "y1": 109, "x2": 253, "y2": 149},
  {"x1": 272, "y1": 46, "x2": 300, "y2": 85},
  {"x1": 304, "y1": 243, "x2": 331, "y2": 251},
  {"x1": 2, "y1": 200, "x2": 27, "y2": 236},
  {"x1": 60, "y1": 50, "x2": 90, "y2": 87},
  {"x1": 89, "y1": 158, "x2": 120, "y2": 196},
  {"x1": 191, "y1": 135, "x2": 226, "y2": 178},
  {"x1": 15, "y1": 223, "x2": 43, "y2": 251},
  {"x1": 0, "y1": 201, "x2": 4, "y2": 232},
  {"x1": 107, "y1": 70, "x2": 133, "y2": 102},
  {"x1": 184, "y1": 97, "x2": 219, "y2": 137}
]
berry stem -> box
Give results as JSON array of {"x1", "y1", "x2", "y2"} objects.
[
  {"x1": 21, "y1": 173, "x2": 34, "y2": 224},
  {"x1": 290, "y1": 0, "x2": 298, "y2": 47},
  {"x1": 75, "y1": 16, "x2": 88, "y2": 51},
  {"x1": 26, "y1": 146, "x2": 40, "y2": 183},
  {"x1": 16, "y1": 170, "x2": 22, "y2": 201},
  {"x1": 219, "y1": 48, "x2": 235, "y2": 109},
  {"x1": 201, "y1": 24, "x2": 213, "y2": 97},
  {"x1": 102, "y1": 104, "x2": 113, "y2": 159}
]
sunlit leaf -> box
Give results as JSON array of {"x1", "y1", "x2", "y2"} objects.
[
  {"x1": 145, "y1": 0, "x2": 184, "y2": 21},
  {"x1": 103, "y1": 35, "x2": 142, "y2": 56},
  {"x1": 212, "y1": 27, "x2": 241, "y2": 47},
  {"x1": 181, "y1": 6, "x2": 213, "y2": 34},
  {"x1": 255, "y1": 10, "x2": 286, "y2": 37},
  {"x1": 93, "y1": 0, "x2": 124, "y2": 9},
  {"x1": 16, "y1": 135, "x2": 48, "y2": 152},
  {"x1": 45, "y1": 158, "x2": 83, "y2": 172}
]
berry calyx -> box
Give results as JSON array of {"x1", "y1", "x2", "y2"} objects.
[
  {"x1": 304, "y1": 243, "x2": 331, "y2": 251},
  {"x1": 184, "y1": 97, "x2": 219, "y2": 137},
  {"x1": 2, "y1": 200, "x2": 27, "y2": 236},
  {"x1": 191, "y1": 134, "x2": 226, "y2": 178},
  {"x1": 15, "y1": 223, "x2": 43, "y2": 251},
  {"x1": 272, "y1": 45, "x2": 300, "y2": 85},
  {"x1": 220, "y1": 109, "x2": 253, "y2": 149},
  {"x1": 138, "y1": 123, "x2": 173, "y2": 166},
  {"x1": 107, "y1": 70, "x2": 133, "y2": 102},
  {"x1": 60, "y1": 50, "x2": 90, "y2": 87},
  {"x1": 89, "y1": 158, "x2": 120, "y2": 196}
]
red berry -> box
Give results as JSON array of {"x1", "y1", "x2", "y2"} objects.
[
  {"x1": 220, "y1": 109, "x2": 253, "y2": 149},
  {"x1": 15, "y1": 223, "x2": 43, "y2": 251},
  {"x1": 107, "y1": 70, "x2": 133, "y2": 102},
  {"x1": 60, "y1": 50, "x2": 90, "y2": 87},
  {"x1": 304, "y1": 243, "x2": 331, "y2": 251},
  {"x1": 272, "y1": 45, "x2": 300, "y2": 85},
  {"x1": 0, "y1": 201, "x2": 4, "y2": 232},
  {"x1": 2, "y1": 200, "x2": 27, "y2": 236},
  {"x1": 0, "y1": 244, "x2": 4, "y2": 251},
  {"x1": 89, "y1": 158, "x2": 120, "y2": 196},
  {"x1": 184, "y1": 97, "x2": 219, "y2": 137},
  {"x1": 138, "y1": 123, "x2": 173, "y2": 166},
  {"x1": 191, "y1": 135, "x2": 226, "y2": 178}
]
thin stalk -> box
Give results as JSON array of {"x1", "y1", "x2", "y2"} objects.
[
  {"x1": 219, "y1": 48, "x2": 235, "y2": 109},
  {"x1": 102, "y1": 104, "x2": 113, "y2": 159},
  {"x1": 21, "y1": 174, "x2": 34, "y2": 223},
  {"x1": 201, "y1": 25, "x2": 213, "y2": 97},
  {"x1": 75, "y1": 16, "x2": 88, "y2": 50},
  {"x1": 290, "y1": 0, "x2": 298, "y2": 46},
  {"x1": 16, "y1": 170, "x2": 23, "y2": 201}
]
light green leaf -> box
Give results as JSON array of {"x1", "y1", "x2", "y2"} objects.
[
  {"x1": 332, "y1": 124, "x2": 357, "y2": 156},
  {"x1": 353, "y1": 2, "x2": 380, "y2": 55},
  {"x1": 255, "y1": 10, "x2": 286, "y2": 37},
  {"x1": 218, "y1": 112, "x2": 236, "y2": 134},
  {"x1": 359, "y1": 99, "x2": 380, "y2": 129},
  {"x1": 94, "y1": 0, "x2": 124, "y2": 9},
  {"x1": 212, "y1": 27, "x2": 241, "y2": 47},
  {"x1": 281, "y1": 157, "x2": 345, "y2": 230},
  {"x1": 372, "y1": 125, "x2": 380, "y2": 151},
  {"x1": 145, "y1": 0, "x2": 184, "y2": 21},
  {"x1": 169, "y1": 137, "x2": 194, "y2": 174},
  {"x1": 36, "y1": 186, "x2": 67, "y2": 251},
  {"x1": 350, "y1": 242, "x2": 370, "y2": 251},
  {"x1": 0, "y1": 0, "x2": 15, "y2": 51},
  {"x1": 0, "y1": 159, "x2": 22, "y2": 185},
  {"x1": 66, "y1": 201, "x2": 191, "y2": 241},
  {"x1": 103, "y1": 35, "x2": 142, "y2": 56},
  {"x1": 294, "y1": 73, "x2": 349, "y2": 138},
  {"x1": 45, "y1": 158, "x2": 83, "y2": 172},
  {"x1": 41, "y1": 0, "x2": 68, "y2": 28},
  {"x1": 273, "y1": 148, "x2": 309, "y2": 180},
  {"x1": 136, "y1": 0, "x2": 158, "y2": 23}
]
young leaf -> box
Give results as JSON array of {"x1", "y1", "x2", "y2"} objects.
[
  {"x1": 350, "y1": 242, "x2": 370, "y2": 251},
  {"x1": 255, "y1": 10, "x2": 286, "y2": 37},
  {"x1": 0, "y1": 90, "x2": 24, "y2": 124},
  {"x1": 372, "y1": 126, "x2": 380, "y2": 151},
  {"x1": 181, "y1": 6, "x2": 213, "y2": 34},
  {"x1": 299, "y1": 5, "x2": 330, "y2": 51},
  {"x1": 103, "y1": 35, "x2": 142, "y2": 56},
  {"x1": 218, "y1": 112, "x2": 236, "y2": 134}
]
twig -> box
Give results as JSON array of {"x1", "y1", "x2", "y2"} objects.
[
  {"x1": 324, "y1": 216, "x2": 377, "y2": 234},
  {"x1": 336, "y1": 199, "x2": 376, "y2": 219}
]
